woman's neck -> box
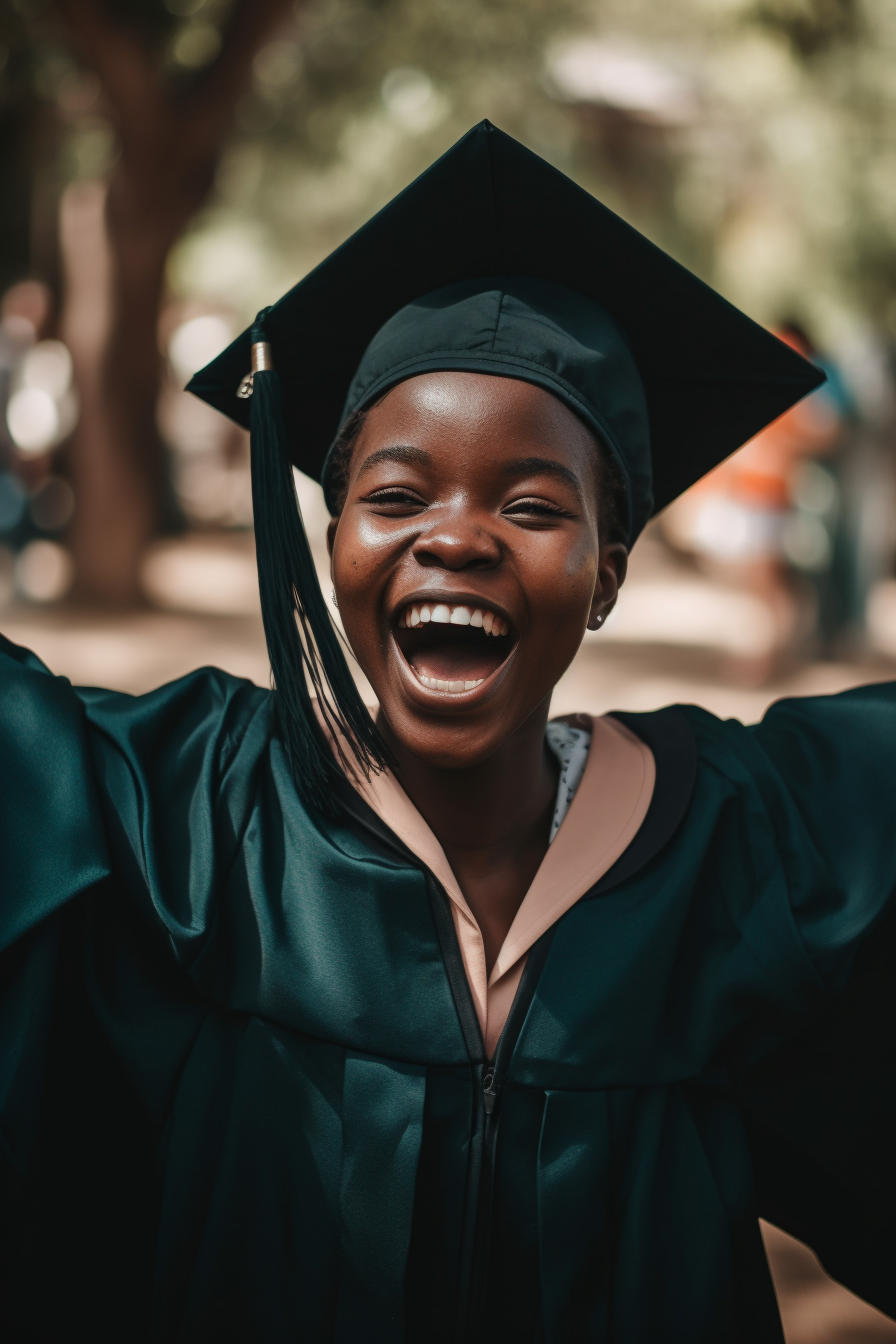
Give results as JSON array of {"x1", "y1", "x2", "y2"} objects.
[{"x1": 379, "y1": 703, "x2": 558, "y2": 973}]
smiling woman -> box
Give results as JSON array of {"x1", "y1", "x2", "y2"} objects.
[
  {"x1": 329, "y1": 373, "x2": 621, "y2": 739},
  {"x1": 326, "y1": 378, "x2": 629, "y2": 711},
  {"x1": 2, "y1": 123, "x2": 895, "y2": 1344}
]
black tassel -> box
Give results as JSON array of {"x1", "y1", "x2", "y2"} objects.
[{"x1": 247, "y1": 309, "x2": 390, "y2": 813}]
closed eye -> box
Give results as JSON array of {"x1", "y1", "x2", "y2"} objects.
[
  {"x1": 362, "y1": 487, "x2": 427, "y2": 512},
  {"x1": 502, "y1": 497, "x2": 574, "y2": 520}
]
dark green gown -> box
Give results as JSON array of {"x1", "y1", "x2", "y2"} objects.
[{"x1": 1, "y1": 630, "x2": 894, "y2": 1343}]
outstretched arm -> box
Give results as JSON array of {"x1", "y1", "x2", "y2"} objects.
[{"x1": 736, "y1": 683, "x2": 896, "y2": 1315}]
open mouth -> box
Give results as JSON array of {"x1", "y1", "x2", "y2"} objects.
[{"x1": 393, "y1": 601, "x2": 516, "y2": 695}]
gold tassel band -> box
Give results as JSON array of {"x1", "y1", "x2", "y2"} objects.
[
  {"x1": 236, "y1": 339, "x2": 274, "y2": 398},
  {"x1": 251, "y1": 340, "x2": 274, "y2": 373}
]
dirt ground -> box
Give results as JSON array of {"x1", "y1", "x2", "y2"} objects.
[{"x1": 2, "y1": 529, "x2": 895, "y2": 1342}]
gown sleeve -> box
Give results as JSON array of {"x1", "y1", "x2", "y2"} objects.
[
  {"x1": 734, "y1": 683, "x2": 896, "y2": 1314},
  {"x1": 0, "y1": 632, "x2": 270, "y2": 1339}
]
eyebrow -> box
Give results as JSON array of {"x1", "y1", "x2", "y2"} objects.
[
  {"x1": 356, "y1": 445, "x2": 431, "y2": 478},
  {"x1": 502, "y1": 456, "x2": 583, "y2": 491}
]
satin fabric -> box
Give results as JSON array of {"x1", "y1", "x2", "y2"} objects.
[
  {"x1": 1, "y1": 632, "x2": 894, "y2": 1343},
  {"x1": 348, "y1": 713, "x2": 655, "y2": 1056}
]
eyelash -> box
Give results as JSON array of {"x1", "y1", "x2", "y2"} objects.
[
  {"x1": 364, "y1": 488, "x2": 424, "y2": 507},
  {"x1": 504, "y1": 497, "x2": 571, "y2": 518},
  {"x1": 363, "y1": 489, "x2": 572, "y2": 519}
]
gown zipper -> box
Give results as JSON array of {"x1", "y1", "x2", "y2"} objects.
[
  {"x1": 331, "y1": 781, "x2": 554, "y2": 1341},
  {"x1": 426, "y1": 871, "x2": 555, "y2": 1343}
]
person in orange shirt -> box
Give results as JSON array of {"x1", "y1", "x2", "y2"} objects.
[{"x1": 663, "y1": 325, "x2": 844, "y2": 674}]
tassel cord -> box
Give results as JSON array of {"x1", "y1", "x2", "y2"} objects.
[{"x1": 248, "y1": 325, "x2": 390, "y2": 813}]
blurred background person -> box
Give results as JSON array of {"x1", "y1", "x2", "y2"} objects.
[{"x1": 660, "y1": 324, "x2": 854, "y2": 681}]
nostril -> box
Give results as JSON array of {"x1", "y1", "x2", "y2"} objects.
[
  {"x1": 415, "y1": 541, "x2": 500, "y2": 570},
  {"x1": 413, "y1": 523, "x2": 501, "y2": 570}
]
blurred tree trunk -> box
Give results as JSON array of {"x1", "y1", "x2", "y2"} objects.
[{"x1": 56, "y1": 0, "x2": 291, "y2": 606}]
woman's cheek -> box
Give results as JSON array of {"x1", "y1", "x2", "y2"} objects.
[
  {"x1": 331, "y1": 517, "x2": 378, "y2": 595},
  {"x1": 564, "y1": 547, "x2": 600, "y2": 620},
  {"x1": 542, "y1": 545, "x2": 597, "y2": 618},
  {"x1": 337, "y1": 513, "x2": 416, "y2": 589},
  {"x1": 330, "y1": 558, "x2": 374, "y2": 649},
  {"x1": 354, "y1": 511, "x2": 400, "y2": 550}
]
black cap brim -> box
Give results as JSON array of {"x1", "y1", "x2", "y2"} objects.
[{"x1": 187, "y1": 119, "x2": 824, "y2": 519}]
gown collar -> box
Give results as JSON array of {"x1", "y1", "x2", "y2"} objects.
[{"x1": 345, "y1": 714, "x2": 656, "y2": 1055}]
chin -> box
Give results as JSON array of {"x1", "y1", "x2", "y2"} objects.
[
  {"x1": 375, "y1": 683, "x2": 561, "y2": 775},
  {"x1": 387, "y1": 717, "x2": 511, "y2": 770}
]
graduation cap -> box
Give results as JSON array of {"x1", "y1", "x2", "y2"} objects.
[{"x1": 187, "y1": 119, "x2": 824, "y2": 812}]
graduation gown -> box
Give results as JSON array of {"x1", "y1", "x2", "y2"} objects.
[{"x1": 1, "y1": 631, "x2": 894, "y2": 1343}]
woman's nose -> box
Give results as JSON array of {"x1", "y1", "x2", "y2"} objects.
[{"x1": 411, "y1": 505, "x2": 501, "y2": 570}]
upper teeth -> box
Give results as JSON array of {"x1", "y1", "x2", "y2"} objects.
[{"x1": 398, "y1": 603, "x2": 509, "y2": 636}]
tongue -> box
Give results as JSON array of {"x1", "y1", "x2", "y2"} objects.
[
  {"x1": 408, "y1": 643, "x2": 505, "y2": 683},
  {"x1": 396, "y1": 622, "x2": 513, "y2": 684}
]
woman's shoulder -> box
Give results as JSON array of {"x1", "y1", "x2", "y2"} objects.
[
  {"x1": 0, "y1": 633, "x2": 111, "y2": 949},
  {"x1": 1, "y1": 630, "x2": 274, "y2": 798},
  {"x1": 606, "y1": 685, "x2": 896, "y2": 879},
  {"x1": 677, "y1": 680, "x2": 896, "y2": 805},
  {"x1": 615, "y1": 679, "x2": 896, "y2": 768},
  {"x1": 77, "y1": 661, "x2": 272, "y2": 769}
]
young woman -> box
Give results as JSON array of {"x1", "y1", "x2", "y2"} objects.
[{"x1": 2, "y1": 123, "x2": 893, "y2": 1343}]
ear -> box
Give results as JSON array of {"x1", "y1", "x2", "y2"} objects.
[
  {"x1": 326, "y1": 516, "x2": 340, "y2": 590},
  {"x1": 587, "y1": 542, "x2": 628, "y2": 630}
]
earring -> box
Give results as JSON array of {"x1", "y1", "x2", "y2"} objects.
[
  {"x1": 595, "y1": 614, "x2": 603, "y2": 625},
  {"x1": 331, "y1": 588, "x2": 339, "y2": 609}
]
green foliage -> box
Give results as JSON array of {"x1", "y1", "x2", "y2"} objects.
[
  {"x1": 5, "y1": 0, "x2": 896, "y2": 349},
  {"x1": 752, "y1": 0, "x2": 861, "y2": 59},
  {"x1": 171, "y1": 0, "x2": 598, "y2": 307}
]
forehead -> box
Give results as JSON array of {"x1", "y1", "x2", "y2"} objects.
[{"x1": 357, "y1": 370, "x2": 598, "y2": 464}]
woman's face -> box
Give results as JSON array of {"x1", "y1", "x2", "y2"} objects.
[{"x1": 328, "y1": 371, "x2": 627, "y2": 769}]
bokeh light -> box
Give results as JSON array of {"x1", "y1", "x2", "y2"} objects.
[
  {"x1": 7, "y1": 387, "x2": 60, "y2": 456},
  {"x1": 545, "y1": 39, "x2": 697, "y2": 125},
  {"x1": 15, "y1": 540, "x2": 74, "y2": 603},
  {"x1": 168, "y1": 313, "x2": 233, "y2": 381},
  {"x1": 6, "y1": 338, "x2": 78, "y2": 456},
  {"x1": 22, "y1": 340, "x2": 73, "y2": 399},
  {"x1": 253, "y1": 40, "x2": 302, "y2": 91},
  {"x1": 172, "y1": 25, "x2": 221, "y2": 69},
  {"x1": 381, "y1": 68, "x2": 449, "y2": 132}
]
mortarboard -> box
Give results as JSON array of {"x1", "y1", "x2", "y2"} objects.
[{"x1": 187, "y1": 120, "x2": 824, "y2": 812}]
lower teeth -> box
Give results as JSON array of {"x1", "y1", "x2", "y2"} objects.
[{"x1": 417, "y1": 673, "x2": 484, "y2": 693}]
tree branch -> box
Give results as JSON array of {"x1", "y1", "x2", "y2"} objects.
[
  {"x1": 57, "y1": 0, "x2": 297, "y2": 169},
  {"x1": 57, "y1": 0, "x2": 308, "y2": 244},
  {"x1": 54, "y1": 0, "x2": 164, "y2": 144},
  {"x1": 185, "y1": 0, "x2": 294, "y2": 148}
]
